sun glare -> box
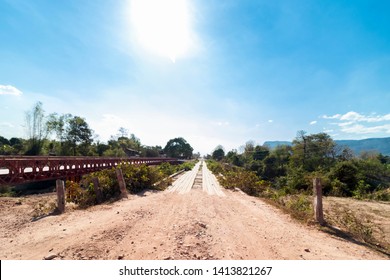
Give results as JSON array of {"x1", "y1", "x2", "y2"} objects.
[{"x1": 130, "y1": 0, "x2": 192, "y2": 62}]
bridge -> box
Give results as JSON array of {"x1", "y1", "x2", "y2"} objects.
[{"x1": 0, "y1": 156, "x2": 180, "y2": 186}]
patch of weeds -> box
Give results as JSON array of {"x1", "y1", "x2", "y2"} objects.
[
  {"x1": 273, "y1": 194, "x2": 314, "y2": 223},
  {"x1": 32, "y1": 201, "x2": 57, "y2": 219},
  {"x1": 326, "y1": 206, "x2": 374, "y2": 243},
  {"x1": 0, "y1": 185, "x2": 16, "y2": 197}
]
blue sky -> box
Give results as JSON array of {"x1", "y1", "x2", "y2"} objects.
[{"x1": 1, "y1": 0, "x2": 390, "y2": 155}]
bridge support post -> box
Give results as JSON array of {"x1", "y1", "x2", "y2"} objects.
[
  {"x1": 313, "y1": 178, "x2": 325, "y2": 225},
  {"x1": 92, "y1": 177, "x2": 102, "y2": 203},
  {"x1": 56, "y1": 179, "x2": 65, "y2": 213},
  {"x1": 116, "y1": 168, "x2": 128, "y2": 198}
]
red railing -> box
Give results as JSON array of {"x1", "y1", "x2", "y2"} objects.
[{"x1": 0, "y1": 156, "x2": 180, "y2": 185}]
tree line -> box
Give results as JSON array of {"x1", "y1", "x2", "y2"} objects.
[
  {"x1": 0, "y1": 102, "x2": 195, "y2": 159},
  {"x1": 209, "y1": 131, "x2": 390, "y2": 200}
]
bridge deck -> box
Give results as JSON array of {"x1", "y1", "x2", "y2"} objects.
[{"x1": 0, "y1": 156, "x2": 179, "y2": 186}]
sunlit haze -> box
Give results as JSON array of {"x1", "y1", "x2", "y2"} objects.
[{"x1": 130, "y1": 0, "x2": 193, "y2": 62}]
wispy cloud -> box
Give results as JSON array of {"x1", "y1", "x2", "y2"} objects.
[
  {"x1": 323, "y1": 129, "x2": 333, "y2": 133},
  {"x1": 323, "y1": 111, "x2": 390, "y2": 123},
  {"x1": 340, "y1": 124, "x2": 390, "y2": 134},
  {"x1": 322, "y1": 111, "x2": 390, "y2": 135},
  {"x1": 310, "y1": 121, "x2": 317, "y2": 125},
  {"x1": 322, "y1": 114, "x2": 341, "y2": 119},
  {"x1": 211, "y1": 121, "x2": 230, "y2": 127},
  {"x1": 0, "y1": 85, "x2": 23, "y2": 96},
  {"x1": 90, "y1": 114, "x2": 130, "y2": 141},
  {"x1": 0, "y1": 122, "x2": 15, "y2": 128}
]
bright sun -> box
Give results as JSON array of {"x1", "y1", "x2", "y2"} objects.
[{"x1": 130, "y1": 0, "x2": 192, "y2": 62}]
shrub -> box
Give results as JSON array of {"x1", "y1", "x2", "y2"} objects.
[
  {"x1": 0, "y1": 185, "x2": 16, "y2": 197},
  {"x1": 286, "y1": 167, "x2": 310, "y2": 191},
  {"x1": 119, "y1": 163, "x2": 162, "y2": 193},
  {"x1": 158, "y1": 162, "x2": 176, "y2": 176},
  {"x1": 219, "y1": 170, "x2": 264, "y2": 196},
  {"x1": 66, "y1": 163, "x2": 173, "y2": 208},
  {"x1": 207, "y1": 160, "x2": 224, "y2": 174},
  {"x1": 367, "y1": 188, "x2": 390, "y2": 201},
  {"x1": 65, "y1": 180, "x2": 96, "y2": 208}
]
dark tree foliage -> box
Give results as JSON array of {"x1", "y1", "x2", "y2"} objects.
[
  {"x1": 212, "y1": 145, "x2": 225, "y2": 161},
  {"x1": 66, "y1": 116, "x2": 93, "y2": 156},
  {"x1": 0, "y1": 136, "x2": 10, "y2": 146},
  {"x1": 290, "y1": 132, "x2": 337, "y2": 172},
  {"x1": 164, "y1": 137, "x2": 193, "y2": 159}
]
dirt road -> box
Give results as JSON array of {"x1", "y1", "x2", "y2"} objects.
[{"x1": 0, "y1": 161, "x2": 387, "y2": 260}]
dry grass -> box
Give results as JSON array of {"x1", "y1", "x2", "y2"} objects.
[{"x1": 323, "y1": 197, "x2": 390, "y2": 254}]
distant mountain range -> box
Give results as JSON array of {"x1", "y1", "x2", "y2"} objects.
[{"x1": 263, "y1": 137, "x2": 390, "y2": 156}]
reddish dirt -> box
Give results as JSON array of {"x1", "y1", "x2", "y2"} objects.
[{"x1": 0, "y1": 162, "x2": 388, "y2": 260}]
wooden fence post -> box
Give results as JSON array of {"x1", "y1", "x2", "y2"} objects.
[
  {"x1": 92, "y1": 177, "x2": 102, "y2": 203},
  {"x1": 116, "y1": 168, "x2": 128, "y2": 198},
  {"x1": 56, "y1": 179, "x2": 65, "y2": 213},
  {"x1": 313, "y1": 177, "x2": 325, "y2": 225}
]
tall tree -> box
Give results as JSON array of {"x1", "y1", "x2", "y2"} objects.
[
  {"x1": 24, "y1": 102, "x2": 48, "y2": 155},
  {"x1": 117, "y1": 127, "x2": 129, "y2": 138},
  {"x1": 291, "y1": 132, "x2": 336, "y2": 172},
  {"x1": 46, "y1": 113, "x2": 72, "y2": 155},
  {"x1": 164, "y1": 137, "x2": 193, "y2": 159},
  {"x1": 212, "y1": 145, "x2": 225, "y2": 161},
  {"x1": 65, "y1": 116, "x2": 93, "y2": 156}
]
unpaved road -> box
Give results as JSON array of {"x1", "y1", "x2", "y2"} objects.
[{"x1": 0, "y1": 161, "x2": 387, "y2": 260}]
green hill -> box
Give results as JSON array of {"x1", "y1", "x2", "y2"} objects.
[{"x1": 263, "y1": 137, "x2": 390, "y2": 156}]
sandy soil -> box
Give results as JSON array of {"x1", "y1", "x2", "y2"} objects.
[{"x1": 0, "y1": 161, "x2": 388, "y2": 260}]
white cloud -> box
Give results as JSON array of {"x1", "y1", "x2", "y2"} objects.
[
  {"x1": 322, "y1": 114, "x2": 341, "y2": 119},
  {"x1": 322, "y1": 111, "x2": 390, "y2": 123},
  {"x1": 310, "y1": 121, "x2": 317, "y2": 125},
  {"x1": 0, "y1": 85, "x2": 23, "y2": 96},
  {"x1": 0, "y1": 122, "x2": 15, "y2": 128},
  {"x1": 211, "y1": 121, "x2": 230, "y2": 127},
  {"x1": 268, "y1": 120, "x2": 273, "y2": 123},
  {"x1": 322, "y1": 111, "x2": 390, "y2": 135},
  {"x1": 322, "y1": 111, "x2": 390, "y2": 136},
  {"x1": 323, "y1": 129, "x2": 333, "y2": 133},
  {"x1": 338, "y1": 121, "x2": 354, "y2": 127},
  {"x1": 340, "y1": 124, "x2": 390, "y2": 134},
  {"x1": 90, "y1": 114, "x2": 130, "y2": 141}
]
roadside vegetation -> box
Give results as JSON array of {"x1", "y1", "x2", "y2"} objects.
[
  {"x1": 207, "y1": 132, "x2": 390, "y2": 254},
  {"x1": 65, "y1": 161, "x2": 196, "y2": 208},
  {"x1": 0, "y1": 185, "x2": 16, "y2": 197}
]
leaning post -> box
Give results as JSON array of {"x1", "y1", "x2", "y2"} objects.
[
  {"x1": 116, "y1": 168, "x2": 128, "y2": 199},
  {"x1": 56, "y1": 179, "x2": 66, "y2": 213},
  {"x1": 313, "y1": 177, "x2": 325, "y2": 225}
]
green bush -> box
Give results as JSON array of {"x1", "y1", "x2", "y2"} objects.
[
  {"x1": 219, "y1": 170, "x2": 264, "y2": 196},
  {"x1": 66, "y1": 163, "x2": 175, "y2": 208},
  {"x1": 207, "y1": 160, "x2": 224, "y2": 174},
  {"x1": 158, "y1": 162, "x2": 177, "y2": 176},
  {"x1": 0, "y1": 185, "x2": 16, "y2": 197},
  {"x1": 368, "y1": 188, "x2": 390, "y2": 201},
  {"x1": 66, "y1": 180, "x2": 96, "y2": 208},
  {"x1": 286, "y1": 167, "x2": 310, "y2": 191},
  {"x1": 119, "y1": 163, "x2": 162, "y2": 193}
]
